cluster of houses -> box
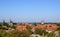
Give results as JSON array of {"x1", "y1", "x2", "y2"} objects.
[
  {"x1": 2, "y1": 21, "x2": 60, "y2": 37},
  {"x1": 13, "y1": 22, "x2": 59, "y2": 37},
  {"x1": 15, "y1": 23, "x2": 58, "y2": 32}
]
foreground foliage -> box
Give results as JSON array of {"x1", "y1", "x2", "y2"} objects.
[
  {"x1": 34, "y1": 28, "x2": 48, "y2": 36},
  {"x1": 47, "y1": 32, "x2": 55, "y2": 37},
  {"x1": 6, "y1": 30, "x2": 30, "y2": 37},
  {"x1": 0, "y1": 30, "x2": 7, "y2": 37}
]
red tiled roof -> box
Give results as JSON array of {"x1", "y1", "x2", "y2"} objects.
[{"x1": 16, "y1": 23, "x2": 58, "y2": 31}]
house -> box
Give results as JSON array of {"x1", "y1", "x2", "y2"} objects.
[{"x1": 16, "y1": 24, "x2": 26, "y2": 31}]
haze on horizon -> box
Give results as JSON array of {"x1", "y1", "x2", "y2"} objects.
[{"x1": 0, "y1": 0, "x2": 60, "y2": 22}]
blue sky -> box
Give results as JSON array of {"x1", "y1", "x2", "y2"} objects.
[{"x1": 0, "y1": 0, "x2": 60, "y2": 22}]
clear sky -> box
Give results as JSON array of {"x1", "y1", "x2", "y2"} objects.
[{"x1": 0, "y1": 0, "x2": 60, "y2": 22}]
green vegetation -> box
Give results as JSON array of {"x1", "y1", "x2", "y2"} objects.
[
  {"x1": 26, "y1": 25, "x2": 33, "y2": 35},
  {"x1": 57, "y1": 26, "x2": 60, "y2": 31},
  {"x1": 8, "y1": 25, "x2": 15, "y2": 29},
  {"x1": 0, "y1": 23, "x2": 2, "y2": 29},
  {"x1": 6, "y1": 30, "x2": 30, "y2": 37},
  {"x1": 5, "y1": 30, "x2": 19, "y2": 37},
  {"x1": 47, "y1": 32, "x2": 55, "y2": 37},
  {"x1": 34, "y1": 28, "x2": 48, "y2": 36},
  {"x1": 2, "y1": 20, "x2": 9, "y2": 27},
  {"x1": 0, "y1": 30, "x2": 7, "y2": 37}
]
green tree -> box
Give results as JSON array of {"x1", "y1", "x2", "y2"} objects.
[
  {"x1": 34, "y1": 28, "x2": 43, "y2": 35},
  {"x1": 32, "y1": 23, "x2": 36, "y2": 26},
  {"x1": 6, "y1": 30, "x2": 30, "y2": 37},
  {"x1": 57, "y1": 23, "x2": 60, "y2": 26},
  {"x1": 34, "y1": 28, "x2": 48, "y2": 36},
  {"x1": 0, "y1": 23, "x2": 2, "y2": 29},
  {"x1": 2, "y1": 20, "x2": 9, "y2": 27},
  {"x1": 47, "y1": 32, "x2": 55, "y2": 37},
  {"x1": 42, "y1": 30, "x2": 48, "y2": 36},
  {"x1": 16, "y1": 30, "x2": 30, "y2": 37},
  {"x1": 26, "y1": 25, "x2": 32, "y2": 35},
  {"x1": 56, "y1": 26, "x2": 60, "y2": 31},
  {"x1": 6, "y1": 30, "x2": 19, "y2": 37},
  {"x1": 0, "y1": 30, "x2": 7, "y2": 37}
]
